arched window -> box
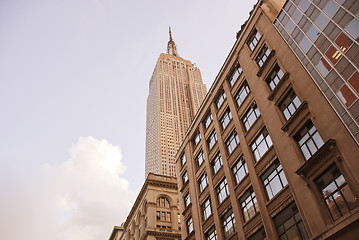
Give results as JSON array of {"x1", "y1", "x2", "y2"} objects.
[{"x1": 156, "y1": 197, "x2": 170, "y2": 208}]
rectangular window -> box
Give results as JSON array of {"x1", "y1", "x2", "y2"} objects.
[
  {"x1": 182, "y1": 171, "x2": 188, "y2": 184},
  {"x1": 216, "y1": 178, "x2": 229, "y2": 203},
  {"x1": 223, "y1": 209, "x2": 236, "y2": 238},
  {"x1": 181, "y1": 154, "x2": 186, "y2": 166},
  {"x1": 186, "y1": 217, "x2": 193, "y2": 234},
  {"x1": 220, "y1": 108, "x2": 232, "y2": 130},
  {"x1": 315, "y1": 164, "x2": 358, "y2": 220},
  {"x1": 248, "y1": 29, "x2": 262, "y2": 51},
  {"x1": 199, "y1": 172, "x2": 209, "y2": 192},
  {"x1": 235, "y1": 80, "x2": 250, "y2": 107},
  {"x1": 251, "y1": 128, "x2": 273, "y2": 161},
  {"x1": 266, "y1": 64, "x2": 284, "y2": 90},
  {"x1": 206, "y1": 226, "x2": 217, "y2": 240},
  {"x1": 204, "y1": 113, "x2": 213, "y2": 129},
  {"x1": 184, "y1": 192, "x2": 191, "y2": 208},
  {"x1": 261, "y1": 159, "x2": 288, "y2": 200},
  {"x1": 255, "y1": 44, "x2": 271, "y2": 67},
  {"x1": 216, "y1": 91, "x2": 226, "y2": 109},
  {"x1": 233, "y1": 156, "x2": 248, "y2": 184},
  {"x1": 273, "y1": 202, "x2": 308, "y2": 240},
  {"x1": 226, "y1": 130, "x2": 240, "y2": 155},
  {"x1": 294, "y1": 120, "x2": 324, "y2": 160},
  {"x1": 239, "y1": 188, "x2": 259, "y2": 222},
  {"x1": 211, "y1": 152, "x2": 223, "y2": 175},
  {"x1": 242, "y1": 103, "x2": 261, "y2": 131},
  {"x1": 156, "y1": 211, "x2": 161, "y2": 220},
  {"x1": 194, "y1": 131, "x2": 201, "y2": 145},
  {"x1": 196, "y1": 150, "x2": 204, "y2": 167},
  {"x1": 207, "y1": 130, "x2": 218, "y2": 150},
  {"x1": 229, "y1": 63, "x2": 243, "y2": 87},
  {"x1": 202, "y1": 197, "x2": 212, "y2": 221},
  {"x1": 279, "y1": 89, "x2": 302, "y2": 120}
]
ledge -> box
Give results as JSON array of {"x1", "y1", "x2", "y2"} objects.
[{"x1": 296, "y1": 139, "x2": 337, "y2": 177}]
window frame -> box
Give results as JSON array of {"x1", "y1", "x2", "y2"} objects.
[
  {"x1": 216, "y1": 91, "x2": 226, "y2": 109},
  {"x1": 235, "y1": 80, "x2": 251, "y2": 107},
  {"x1": 255, "y1": 44, "x2": 271, "y2": 67},
  {"x1": 247, "y1": 28, "x2": 262, "y2": 51},
  {"x1": 294, "y1": 120, "x2": 324, "y2": 160},
  {"x1": 279, "y1": 89, "x2": 302, "y2": 120},
  {"x1": 222, "y1": 209, "x2": 236, "y2": 238},
  {"x1": 186, "y1": 217, "x2": 193, "y2": 234},
  {"x1": 233, "y1": 155, "x2": 248, "y2": 185},
  {"x1": 184, "y1": 192, "x2": 191, "y2": 208},
  {"x1": 182, "y1": 171, "x2": 189, "y2": 185},
  {"x1": 242, "y1": 102, "x2": 261, "y2": 131},
  {"x1": 251, "y1": 128, "x2": 273, "y2": 162},
  {"x1": 196, "y1": 150, "x2": 205, "y2": 167},
  {"x1": 199, "y1": 172, "x2": 209, "y2": 193},
  {"x1": 239, "y1": 187, "x2": 259, "y2": 222},
  {"x1": 220, "y1": 108, "x2": 232, "y2": 130},
  {"x1": 228, "y1": 62, "x2": 243, "y2": 87},
  {"x1": 216, "y1": 177, "x2": 229, "y2": 204},
  {"x1": 207, "y1": 130, "x2": 218, "y2": 150},
  {"x1": 204, "y1": 112, "x2": 213, "y2": 129},
  {"x1": 211, "y1": 152, "x2": 223, "y2": 175},
  {"x1": 261, "y1": 159, "x2": 288, "y2": 200},
  {"x1": 225, "y1": 130, "x2": 240, "y2": 155},
  {"x1": 202, "y1": 197, "x2": 212, "y2": 221}
]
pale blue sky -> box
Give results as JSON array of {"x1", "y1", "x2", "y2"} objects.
[{"x1": 0, "y1": 0, "x2": 257, "y2": 239}]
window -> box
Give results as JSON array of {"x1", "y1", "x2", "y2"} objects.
[
  {"x1": 239, "y1": 188, "x2": 259, "y2": 222},
  {"x1": 216, "y1": 178, "x2": 229, "y2": 203},
  {"x1": 207, "y1": 130, "x2": 218, "y2": 150},
  {"x1": 216, "y1": 91, "x2": 226, "y2": 109},
  {"x1": 248, "y1": 29, "x2": 261, "y2": 51},
  {"x1": 181, "y1": 154, "x2": 186, "y2": 166},
  {"x1": 273, "y1": 202, "x2": 308, "y2": 240},
  {"x1": 182, "y1": 171, "x2": 188, "y2": 184},
  {"x1": 196, "y1": 150, "x2": 204, "y2": 167},
  {"x1": 194, "y1": 131, "x2": 201, "y2": 145},
  {"x1": 255, "y1": 44, "x2": 271, "y2": 67},
  {"x1": 315, "y1": 164, "x2": 358, "y2": 220},
  {"x1": 220, "y1": 108, "x2": 232, "y2": 130},
  {"x1": 225, "y1": 130, "x2": 240, "y2": 155},
  {"x1": 235, "y1": 81, "x2": 251, "y2": 107},
  {"x1": 266, "y1": 64, "x2": 284, "y2": 90},
  {"x1": 184, "y1": 192, "x2": 191, "y2": 208},
  {"x1": 223, "y1": 209, "x2": 236, "y2": 238},
  {"x1": 242, "y1": 103, "x2": 260, "y2": 131},
  {"x1": 204, "y1": 112, "x2": 213, "y2": 129},
  {"x1": 261, "y1": 159, "x2": 288, "y2": 200},
  {"x1": 248, "y1": 227, "x2": 266, "y2": 240},
  {"x1": 211, "y1": 152, "x2": 223, "y2": 175},
  {"x1": 206, "y1": 226, "x2": 217, "y2": 240},
  {"x1": 156, "y1": 211, "x2": 161, "y2": 220},
  {"x1": 251, "y1": 128, "x2": 273, "y2": 161},
  {"x1": 229, "y1": 63, "x2": 243, "y2": 86},
  {"x1": 279, "y1": 90, "x2": 302, "y2": 120},
  {"x1": 202, "y1": 197, "x2": 212, "y2": 221},
  {"x1": 294, "y1": 120, "x2": 324, "y2": 160},
  {"x1": 233, "y1": 156, "x2": 248, "y2": 184},
  {"x1": 199, "y1": 172, "x2": 208, "y2": 192},
  {"x1": 156, "y1": 211, "x2": 171, "y2": 221},
  {"x1": 186, "y1": 217, "x2": 193, "y2": 234},
  {"x1": 157, "y1": 197, "x2": 170, "y2": 208}
]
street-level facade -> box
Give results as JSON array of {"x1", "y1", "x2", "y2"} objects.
[{"x1": 175, "y1": 0, "x2": 359, "y2": 239}]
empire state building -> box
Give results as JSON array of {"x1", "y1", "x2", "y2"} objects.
[{"x1": 145, "y1": 28, "x2": 207, "y2": 177}]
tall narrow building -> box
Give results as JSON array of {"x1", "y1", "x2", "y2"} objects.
[{"x1": 145, "y1": 28, "x2": 207, "y2": 177}]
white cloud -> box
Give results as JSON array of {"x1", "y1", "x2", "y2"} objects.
[{"x1": 0, "y1": 136, "x2": 136, "y2": 240}]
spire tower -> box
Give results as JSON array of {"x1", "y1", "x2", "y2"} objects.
[{"x1": 167, "y1": 27, "x2": 179, "y2": 56}]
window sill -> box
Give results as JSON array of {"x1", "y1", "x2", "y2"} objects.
[{"x1": 296, "y1": 139, "x2": 337, "y2": 178}]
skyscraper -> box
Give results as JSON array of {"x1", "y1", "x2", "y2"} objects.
[{"x1": 145, "y1": 28, "x2": 207, "y2": 177}]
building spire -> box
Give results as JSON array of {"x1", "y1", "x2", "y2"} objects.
[{"x1": 167, "y1": 26, "x2": 179, "y2": 56}]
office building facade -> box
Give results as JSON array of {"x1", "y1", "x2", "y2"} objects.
[
  {"x1": 145, "y1": 29, "x2": 207, "y2": 177},
  {"x1": 118, "y1": 173, "x2": 181, "y2": 240},
  {"x1": 176, "y1": 0, "x2": 359, "y2": 239}
]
